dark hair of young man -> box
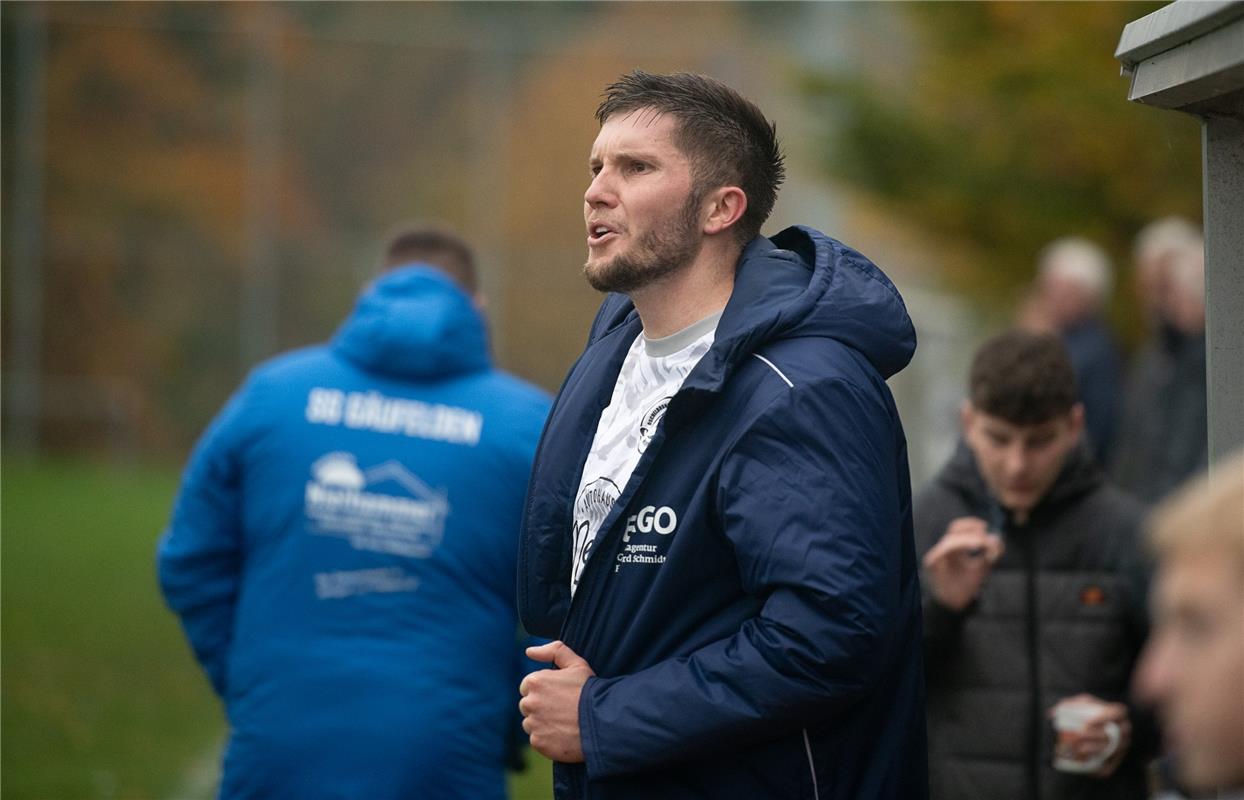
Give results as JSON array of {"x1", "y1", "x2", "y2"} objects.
[
  {"x1": 969, "y1": 329, "x2": 1080, "y2": 425},
  {"x1": 383, "y1": 227, "x2": 478, "y2": 296},
  {"x1": 595, "y1": 70, "x2": 786, "y2": 244}
]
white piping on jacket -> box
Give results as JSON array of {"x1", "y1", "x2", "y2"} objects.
[
  {"x1": 752, "y1": 353, "x2": 794, "y2": 388},
  {"x1": 803, "y1": 728, "x2": 821, "y2": 800}
]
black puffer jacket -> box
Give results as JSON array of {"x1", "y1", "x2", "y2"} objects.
[
  {"x1": 1111, "y1": 325, "x2": 1207, "y2": 504},
  {"x1": 915, "y1": 442, "x2": 1153, "y2": 800}
]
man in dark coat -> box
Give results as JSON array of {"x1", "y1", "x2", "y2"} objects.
[
  {"x1": 916, "y1": 330, "x2": 1154, "y2": 800},
  {"x1": 516, "y1": 70, "x2": 927, "y2": 800},
  {"x1": 1018, "y1": 237, "x2": 1123, "y2": 465},
  {"x1": 1112, "y1": 220, "x2": 1208, "y2": 504}
]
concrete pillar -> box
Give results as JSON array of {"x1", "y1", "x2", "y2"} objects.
[{"x1": 1202, "y1": 117, "x2": 1244, "y2": 461}]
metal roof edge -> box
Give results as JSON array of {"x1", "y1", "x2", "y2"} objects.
[{"x1": 1116, "y1": 0, "x2": 1244, "y2": 66}]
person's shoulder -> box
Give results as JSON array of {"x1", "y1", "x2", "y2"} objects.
[
  {"x1": 754, "y1": 334, "x2": 884, "y2": 396},
  {"x1": 1087, "y1": 480, "x2": 1147, "y2": 527},
  {"x1": 480, "y1": 369, "x2": 552, "y2": 410},
  {"x1": 913, "y1": 471, "x2": 974, "y2": 538},
  {"x1": 248, "y1": 343, "x2": 335, "y2": 384},
  {"x1": 914, "y1": 473, "x2": 962, "y2": 512},
  {"x1": 1065, "y1": 479, "x2": 1148, "y2": 554}
]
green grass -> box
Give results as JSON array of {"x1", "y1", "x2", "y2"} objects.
[
  {"x1": 2, "y1": 455, "x2": 554, "y2": 799},
  {"x1": 2, "y1": 455, "x2": 221, "y2": 799}
]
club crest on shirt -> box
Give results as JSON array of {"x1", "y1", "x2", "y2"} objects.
[
  {"x1": 571, "y1": 477, "x2": 621, "y2": 589},
  {"x1": 638, "y1": 396, "x2": 671, "y2": 452}
]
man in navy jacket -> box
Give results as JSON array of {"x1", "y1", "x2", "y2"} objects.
[
  {"x1": 517, "y1": 71, "x2": 927, "y2": 799},
  {"x1": 158, "y1": 229, "x2": 550, "y2": 799}
]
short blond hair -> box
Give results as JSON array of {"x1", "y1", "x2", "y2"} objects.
[{"x1": 1150, "y1": 449, "x2": 1244, "y2": 567}]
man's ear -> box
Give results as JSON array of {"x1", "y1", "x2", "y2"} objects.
[
  {"x1": 702, "y1": 186, "x2": 747, "y2": 236},
  {"x1": 1068, "y1": 403, "x2": 1086, "y2": 437},
  {"x1": 959, "y1": 400, "x2": 975, "y2": 438}
]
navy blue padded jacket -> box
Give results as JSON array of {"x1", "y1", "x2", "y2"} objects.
[{"x1": 519, "y1": 227, "x2": 929, "y2": 799}]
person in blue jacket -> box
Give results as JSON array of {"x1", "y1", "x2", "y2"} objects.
[
  {"x1": 158, "y1": 228, "x2": 551, "y2": 800},
  {"x1": 517, "y1": 71, "x2": 928, "y2": 799}
]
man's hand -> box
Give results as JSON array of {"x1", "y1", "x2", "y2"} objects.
[
  {"x1": 922, "y1": 516, "x2": 1005, "y2": 611},
  {"x1": 519, "y1": 641, "x2": 596, "y2": 763},
  {"x1": 1049, "y1": 694, "x2": 1132, "y2": 777}
]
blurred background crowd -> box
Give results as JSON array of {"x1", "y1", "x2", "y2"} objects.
[{"x1": 0, "y1": 2, "x2": 1217, "y2": 798}]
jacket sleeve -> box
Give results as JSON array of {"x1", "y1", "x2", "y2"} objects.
[
  {"x1": 579, "y1": 376, "x2": 910, "y2": 778},
  {"x1": 156, "y1": 380, "x2": 255, "y2": 698}
]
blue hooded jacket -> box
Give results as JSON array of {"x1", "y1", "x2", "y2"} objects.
[
  {"x1": 158, "y1": 266, "x2": 550, "y2": 800},
  {"x1": 519, "y1": 227, "x2": 928, "y2": 799}
]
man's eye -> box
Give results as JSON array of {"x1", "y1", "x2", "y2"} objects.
[
  {"x1": 629, "y1": 162, "x2": 649, "y2": 174},
  {"x1": 1175, "y1": 615, "x2": 1212, "y2": 642}
]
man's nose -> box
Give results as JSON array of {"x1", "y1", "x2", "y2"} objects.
[
  {"x1": 1132, "y1": 636, "x2": 1172, "y2": 706},
  {"x1": 585, "y1": 170, "x2": 616, "y2": 208},
  {"x1": 1004, "y1": 445, "x2": 1029, "y2": 478}
]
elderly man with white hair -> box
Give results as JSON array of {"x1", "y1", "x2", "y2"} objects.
[
  {"x1": 1111, "y1": 218, "x2": 1207, "y2": 504},
  {"x1": 1020, "y1": 237, "x2": 1124, "y2": 465}
]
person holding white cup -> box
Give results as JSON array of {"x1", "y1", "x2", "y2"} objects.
[
  {"x1": 917, "y1": 331, "x2": 1156, "y2": 800},
  {"x1": 1050, "y1": 694, "x2": 1127, "y2": 775}
]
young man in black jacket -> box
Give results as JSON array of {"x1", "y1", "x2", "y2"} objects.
[{"x1": 916, "y1": 329, "x2": 1153, "y2": 800}]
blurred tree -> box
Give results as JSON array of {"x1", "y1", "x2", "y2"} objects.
[
  {"x1": 803, "y1": 1, "x2": 1201, "y2": 338},
  {"x1": 0, "y1": 3, "x2": 389, "y2": 454},
  {"x1": 2, "y1": 1, "x2": 865, "y2": 458}
]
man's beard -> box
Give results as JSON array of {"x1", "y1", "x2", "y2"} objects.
[{"x1": 583, "y1": 191, "x2": 704, "y2": 295}]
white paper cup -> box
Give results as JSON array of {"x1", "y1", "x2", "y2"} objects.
[{"x1": 1053, "y1": 701, "x2": 1121, "y2": 773}]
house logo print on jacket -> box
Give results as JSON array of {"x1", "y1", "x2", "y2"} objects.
[{"x1": 304, "y1": 451, "x2": 449, "y2": 558}]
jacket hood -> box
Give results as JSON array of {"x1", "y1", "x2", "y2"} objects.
[
  {"x1": 589, "y1": 225, "x2": 916, "y2": 384},
  {"x1": 936, "y1": 437, "x2": 1103, "y2": 521},
  {"x1": 332, "y1": 265, "x2": 490, "y2": 379}
]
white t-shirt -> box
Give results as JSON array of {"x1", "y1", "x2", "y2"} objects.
[{"x1": 570, "y1": 311, "x2": 721, "y2": 595}]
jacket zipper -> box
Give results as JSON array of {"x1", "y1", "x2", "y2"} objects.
[{"x1": 1022, "y1": 525, "x2": 1041, "y2": 800}]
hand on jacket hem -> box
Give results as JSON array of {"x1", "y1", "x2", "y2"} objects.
[{"x1": 519, "y1": 640, "x2": 594, "y2": 763}]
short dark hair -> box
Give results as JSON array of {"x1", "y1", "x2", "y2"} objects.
[
  {"x1": 383, "y1": 227, "x2": 478, "y2": 296},
  {"x1": 596, "y1": 70, "x2": 785, "y2": 244},
  {"x1": 968, "y1": 330, "x2": 1079, "y2": 425}
]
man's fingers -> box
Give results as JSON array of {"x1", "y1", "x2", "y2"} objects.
[
  {"x1": 924, "y1": 529, "x2": 1003, "y2": 568},
  {"x1": 982, "y1": 534, "x2": 1005, "y2": 563},
  {"x1": 550, "y1": 641, "x2": 590, "y2": 670},
  {"x1": 525, "y1": 640, "x2": 590, "y2": 670},
  {"x1": 946, "y1": 516, "x2": 989, "y2": 535},
  {"x1": 526, "y1": 641, "x2": 561, "y2": 663}
]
